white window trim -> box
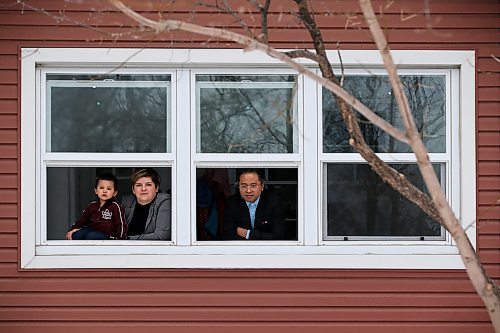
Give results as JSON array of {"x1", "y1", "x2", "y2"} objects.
[
  {"x1": 319, "y1": 69, "x2": 453, "y2": 242},
  {"x1": 20, "y1": 48, "x2": 475, "y2": 269}
]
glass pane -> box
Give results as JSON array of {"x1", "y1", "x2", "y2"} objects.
[
  {"x1": 47, "y1": 74, "x2": 170, "y2": 153},
  {"x1": 195, "y1": 168, "x2": 298, "y2": 241},
  {"x1": 197, "y1": 75, "x2": 297, "y2": 153},
  {"x1": 323, "y1": 75, "x2": 446, "y2": 153},
  {"x1": 325, "y1": 163, "x2": 443, "y2": 238},
  {"x1": 46, "y1": 166, "x2": 171, "y2": 240}
]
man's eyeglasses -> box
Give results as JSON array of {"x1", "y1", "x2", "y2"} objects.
[{"x1": 239, "y1": 183, "x2": 261, "y2": 191}]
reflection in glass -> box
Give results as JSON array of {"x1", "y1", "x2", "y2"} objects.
[
  {"x1": 197, "y1": 75, "x2": 297, "y2": 153},
  {"x1": 323, "y1": 75, "x2": 446, "y2": 153},
  {"x1": 325, "y1": 163, "x2": 443, "y2": 239},
  {"x1": 47, "y1": 74, "x2": 170, "y2": 153}
]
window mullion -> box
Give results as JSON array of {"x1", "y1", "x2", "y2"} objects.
[
  {"x1": 303, "y1": 74, "x2": 318, "y2": 245},
  {"x1": 176, "y1": 69, "x2": 192, "y2": 246}
]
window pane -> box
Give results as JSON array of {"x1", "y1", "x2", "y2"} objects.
[
  {"x1": 323, "y1": 75, "x2": 446, "y2": 153},
  {"x1": 47, "y1": 74, "x2": 170, "y2": 153},
  {"x1": 46, "y1": 167, "x2": 172, "y2": 240},
  {"x1": 325, "y1": 163, "x2": 443, "y2": 239},
  {"x1": 197, "y1": 75, "x2": 298, "y2": 153},
  {"x1": 196, "y1": 168, "x2": 298, "y2": 241}
]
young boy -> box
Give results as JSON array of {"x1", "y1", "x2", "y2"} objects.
[{"x1": 66, "y1": 173, "x2": 127, "y2": 240}]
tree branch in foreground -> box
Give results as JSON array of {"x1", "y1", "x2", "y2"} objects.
[{"x1": 359, "y1": 0, "x2": 500, "y2": 330}]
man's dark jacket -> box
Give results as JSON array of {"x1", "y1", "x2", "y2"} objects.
[{"x1": 222, "y1": 191, "x2": 285, "y2": 240}]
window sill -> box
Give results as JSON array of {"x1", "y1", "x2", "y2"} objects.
[{"x1": 22, "y1": 243, "x2": 465, "y2": 269}]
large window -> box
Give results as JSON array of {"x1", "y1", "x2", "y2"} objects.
[
  {"x1": 20, "y1": 48, "x2": 476, "y2": 269},
  {"x1": 40, "y1": 73, "x2": 174, "y2": 243},
  {"x1": 321, "y1": 74, "x2": 447, "y2": 240}
]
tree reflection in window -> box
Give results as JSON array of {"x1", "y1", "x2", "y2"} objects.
[
  {"x1": 48, "y1": 74, "x2": 170, "y2": 153},
  {"x1": 197, "y1": 75, "x2": 298, "y2": 153},
  {"x1": 323, "y1": 75, "x2": 446, "y2": 153}
]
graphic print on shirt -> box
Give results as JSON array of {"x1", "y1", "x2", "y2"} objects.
[{"x1": 101, "y1": 209, "x2": 113, "y2": 220}]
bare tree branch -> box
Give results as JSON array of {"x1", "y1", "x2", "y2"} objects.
[
  {"x1": 258, "y1": 0, "x2": 271, "y2": 43},
  {"x1": 105, "y1": 0, "x2": 497, "y2": 327},
  {"x1": 293, "y1": 0, "x2": 441, "y2": 222},
  {"x1": 109, "y1": 0, "x2": 409, "y2": 147},
  {"x1": 359, "y1": 0, "x2": 500, "y2": 329},
  {"x1": 284, "y1": 49, "x2": 321, "y2": 62}
]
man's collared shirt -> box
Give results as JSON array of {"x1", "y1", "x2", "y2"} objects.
[{"x1": 245, "y1": 196, "x2": 260, "y2": 239}]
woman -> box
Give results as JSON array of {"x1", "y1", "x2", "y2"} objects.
[{"x1": 122, "y1": 168, "x2": 171, "y2": 240}]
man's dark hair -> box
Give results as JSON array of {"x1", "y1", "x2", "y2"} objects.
[
  {"x1": 95, "y1": 173, "x2": 119, "y2": 189},
  {"x1": 237, "y1": 169, "x2": 266, "y2": 186}
]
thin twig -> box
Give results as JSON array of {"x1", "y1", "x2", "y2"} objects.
[
  {"x1": 109, "y1": 0, "x2": 409, "y2": 145},
  {"x1": 359, "y1": 0, "x2": 500, "y2": 329}
]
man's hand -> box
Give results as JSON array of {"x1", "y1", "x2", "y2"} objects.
[{"x1": 236, "y1": 227, "x2": 248, "y2": 239}]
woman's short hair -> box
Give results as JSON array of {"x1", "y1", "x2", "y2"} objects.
[{"x1": 130, "y1": 168, "x2": 161, "y2": 188}]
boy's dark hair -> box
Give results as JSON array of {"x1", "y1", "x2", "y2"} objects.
[
  {"x1": 95, "y1": 173, "x2": 119, "y2": 189},
  {"x1": 130, "y1": 168, "x2": 161, "y2": 188},
  {"x1": 236, "y1": 169, "x2": 266, "y2": 186}
]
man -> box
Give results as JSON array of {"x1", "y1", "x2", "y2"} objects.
[{"x1": 222, "y1": 169, "x2": 285, "y2": 240}]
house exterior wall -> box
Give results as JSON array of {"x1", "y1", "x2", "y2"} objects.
[{"x1": 0, "y1": 0, "x2": 498, "y2": 332}]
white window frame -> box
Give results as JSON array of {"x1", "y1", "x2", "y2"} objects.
[
  {"x1": 20, "y1": 48, "x2": 475, "y2": 269},
  {"x1": 319, "y1": 69, "x2": 452, "y2": 242},
  {"x1": 191, "y1": 69, "x2": 303, "y2": 246}
]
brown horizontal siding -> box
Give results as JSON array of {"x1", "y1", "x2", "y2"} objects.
[
  {"x1": 0, "y1": 323, "x2": 493, "y2": 333},
  {"x1": 0, "y1": 218, "x2": 17, "y2": 233},
  {"x1": 0, "y1": 189, "x2": 16, "y2": 203},
  {"x1": 7, "y1": 0, "x2": 498, "y2": 14},
  {"x1": 1, "y1": 26, "x2": 497, "y2": 44},
  {"x1": 478, "y1": 176, "x2": 500, "y2": 190},
  {"x1": 484, "y1": 265, "x2": 500, "y2": 278},
  {"x1": 0, "y1": 70, "x2": 17, "y2": 84},
  {"x1": 479, "y1": 221, "x2": 500, "y2": 234},
  {"x1": 478, "y1": 206, "x2": 500, "y2": 220},
  {"x1": 1, "y1": 11, "x2": 499, "y2": 30},
  {"x1": 0, "y1": 249, "x2": 17, "y2": 263},
  {"x1": 478, "y1": 103, "x2": 500, "y2": 117},
  {"x1": 0, "y1": 234, "x2": 16, "y2": 248},
  {"x1": 478, "y1": 161, "x2": 500, "y2": 175},
  {"x1": 0, "y1": 267, "x2": 483, "y2": 278},
  {"x1": 0, "y1": 85, "x2": 17, "y2": 99},
  {"x1": 478, "y1": 117, "x2": 500, "y2": 131},
  {"x1": 478, "y1": 249, "x2": 500, "y2": 263},
  {"x1": 0, "y1": 145, "x2": 16, "y2": 159},
  {"x1": 0, "y1": 160, "x2": 17, "y2": 174},
  {"x1": 479, "y1": 87, "x2": 500, "y2": 101},
  {"x1": 478, "y1": 147, "x2": 500, "y2": 161},
  {"x1": 0, "y1": 174, "x2": 17, "y2": 188},
  {"x1": 478, "y1": 73, "x2": 499, "y2": 87},
  {"x1": 0, "y1": 55, "x2": 17, "y2": 69},
  {"x1": 478, "y1": 191, "x2": 500, "y2": 204},
  {"x1": 0, "y1": 307, "x2": 491, "y2": 322},
  {"x1": 0, "y1": 100, "x2": 17, "y2": 114},
  {"x1": 0, "y1": 275, "x2": 481, "y2": 292},
  {"x1": 0, "y1": 130, "x2": 16, "y2": 144},
  {"x1": 0, "y1": 0, "x2": 498, "y2": 332},
  {"x1": 0, "y1": 290, "x2": 486, "y2": 307},
  {"x1": 0, "y1": 115, "x2": 16, "y2": 129},
  {"x1": 478, "y1": 132, "x2": 500, "y2": 146},
  {"x1": 478, "y1": 58, "x2": 500, "y2": 74}
]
